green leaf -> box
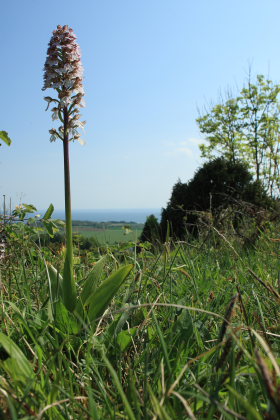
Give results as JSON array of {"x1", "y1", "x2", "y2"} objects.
[
  {"x1": 43, "y1": 203, "x2": 54, "y2": 220},
  {"x1": 47, "y1": 264, "x2": 63, "y2": 302},
  {"x1": 88, "y1": 264, "x2": 134, "y2": 322},
  {"x1": 54, "y1": 301, "x2": 80, "y2": 334},
  {"x1": 22, "y1": 203, "x2": 37, "y2": 213},
  {"x1": 0, "y1": 131, "x2": 12, "y2": 146},
  {"x1": 80, "y1": 256, "x2": 107, "y2": 305},
  {"x1": 0, "y1": 332, "x2": 34, "y2": 384},
  {"x1": 63, "y1": 253, "x2": 77, "y2": 312},
  {"x1": 117, "y1": 327, "x2": 137, "y2": 351},
  {"x1": 43, "y1": 220, "x2": 54, "y2": 237},
  {"x1": 42, "y1": 219, "x2": 59, "y2": 238}
]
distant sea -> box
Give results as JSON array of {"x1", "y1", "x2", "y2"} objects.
[{"x1": 50, "y1": 209, "x2": 161, "y2": 223}]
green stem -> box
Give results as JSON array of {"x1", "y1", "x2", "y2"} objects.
[{"x1": 62, "y1": 107, "x2": 76, "y2": 311}]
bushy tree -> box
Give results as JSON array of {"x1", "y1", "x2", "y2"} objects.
[
  {"x1": 197, "y1": 75, "x2": 280, "y2": 195},
  {"x1": 160, "y1": 158, "x2": 271, "y2": 239},
  {"x1": 139, "y1": 214, "x2": 161, "y2": 246},
  {"x1": 160, "y1": 182, "x2": 190, "y2": 239}
]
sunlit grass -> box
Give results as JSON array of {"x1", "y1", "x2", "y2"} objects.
[{"x1": 0, "y1": 227, "x2": 280, "y2": 419}]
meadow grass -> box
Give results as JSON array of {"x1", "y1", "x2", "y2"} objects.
[
  {"x1": 0, "y1": 226, "x2": 280, "y2": 419},
  {"x1": 72, "y1": 226, "x2": 142, "y2": 244}
]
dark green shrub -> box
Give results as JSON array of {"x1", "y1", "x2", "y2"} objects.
[
  {"x1": 161, "y1": 158, "x2": 273, "y2": 240},
  {"x1": 139, "y1": 214, "x2": 161, "y2": 247}
]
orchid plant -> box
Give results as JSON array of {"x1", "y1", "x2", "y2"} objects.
[
  {"x1": 43, "y1": 25, "x2": 86, "y2": 311},
  {"x1": 43, "y1": 26, "x2": 133, "y2": 318}
]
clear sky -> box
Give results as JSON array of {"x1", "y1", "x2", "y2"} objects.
[{"x1": 1, "y1": 0, "x2": 280, "y2": 210}]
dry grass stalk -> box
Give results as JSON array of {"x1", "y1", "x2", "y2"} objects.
[{"x1": 215, "y1": 336, "x2": 233, "y2": 371}]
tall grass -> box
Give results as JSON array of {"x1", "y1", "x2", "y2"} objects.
[{"x1": 0, "y1": 226, "x2": 280, "y2": 419}]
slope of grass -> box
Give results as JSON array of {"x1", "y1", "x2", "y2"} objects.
[
  {"x1": 73, "y1": 226, "x2": 141, "y2": 244},
  {"x1": 72, "y1": 221, "x2": 143, "y2": 244},
  {"x1": 0, "y1": 227, "x2": 280, "y2": 419}
]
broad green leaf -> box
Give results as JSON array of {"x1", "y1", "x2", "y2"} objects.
[
  {"x1": 73, "y1": 298, "x2": 85, "y2": 320},
  {"x1": 54, "y1": 301, "x2": 80, "y2": 334},
  {"x1": 88, "y1": 264, "x2": 133, "y2": 322},
  {"x1": 0, "y1": 131, "x2": 12, "y2": 146},
  {"x1": 22, "y1": 203, "x2": 37, "y2": 213},
  {"x1": 43, "y1": 220, "x2": 57, "y2": 237},
  {"x1": 0, "y1": 332, "x2": 34, "y2": 383},
  {"x1": 117, "y1": 327, "x2": 137, "y2": 351},
  {"x1": 43, "y1": 203, "x2": 54, "y2": 220},
  {"x1": 80, "y1": 256, "x2": 107, "y2": 305}
]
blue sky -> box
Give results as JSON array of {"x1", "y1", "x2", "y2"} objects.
[{"x1": 1, "y1": 0, "x2": 280, "y2": 210}]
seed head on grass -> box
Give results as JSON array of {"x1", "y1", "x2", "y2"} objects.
[{"x1": 218, "y1": 293, "x2": 239, "y2": 342}]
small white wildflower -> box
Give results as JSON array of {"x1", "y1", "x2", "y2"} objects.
[
  {"x1": 78, "y1": 137, "x2": 86, "y2": 145},
  {"x1": 51, "y1": 107, "x2": 59, "y2": 121}
]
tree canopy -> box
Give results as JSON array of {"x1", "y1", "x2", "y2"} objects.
[{"x1": 197, "y1": 75, "x2": 280, "y2": 196}]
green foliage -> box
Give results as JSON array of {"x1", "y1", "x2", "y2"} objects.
[
  {"x1": 198, "y1": 98, "x2": 244, "y2": 162},
  {"x1": 80, "y1": 256, "x2": 107, "y2": 305},
  {"x1": 47, "y1": 245, "x2": 134, "y2": 328},
  {"x1": 0, "y1": 332, "x2": 34, "y2": 383},
  {"x1": 86, "y1": 264, "x2": 134, "y2": 322},
  {"x1": 197, "y1": 74, "x2": 280, "y2": 195},
  {"x1": 1, "y1": 225, "x2": 280, "y2": 418},
  {"x1": 3, "y1": 203, "x2": 63, "y2": 250},
  {"x1": 139, "y1": 214, "x2": 161, "y2": 247},
  {"x1": 161, "y1": 157, "x2": 272, "y2": 239},
  {"x1": 12, "y1": 203, "x2": 37, "y2": 220},
  {"x1": 0, "y1": 130, "x2": 12, "y2": 147}
]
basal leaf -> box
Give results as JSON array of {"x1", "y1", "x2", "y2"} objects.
[
  {"x1": 88, "y1": 264, "x2": 133, "y2": 322},
  {"x1": 80, "y1": 256, "x2": 107, "y2": 305},
  {"x1": 47, "y1": 264, "x2": 63, "y2": 301},
  {"x1": 54, "y1": 301, "x2": 80, "y2": 334}
]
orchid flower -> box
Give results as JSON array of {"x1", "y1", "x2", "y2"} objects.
[
  {"x1": 43, "y1": 25, "x2": 86, "y2": 311},
  {"x1": 43, "y1": 24, "x2": 86, "y2": 144}
]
